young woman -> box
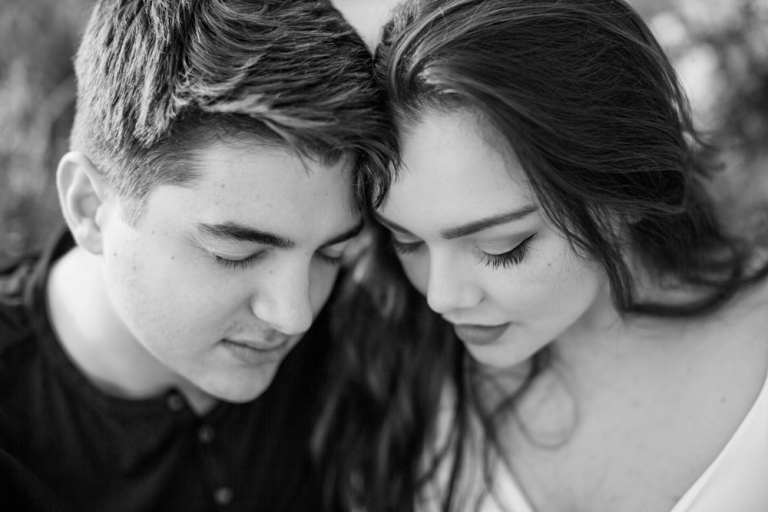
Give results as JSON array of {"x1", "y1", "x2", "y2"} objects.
[{"x1": 316, "y1": 1, "x2": 768, "y2": 511}]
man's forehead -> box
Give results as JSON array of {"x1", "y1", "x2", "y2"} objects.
[
  {"x1": 195, "y1": 133, "x2": 354, "y2": 173},
  {"x1": 188, "y1": 140, "x2": 353, "y2": 193},
  {"x1": 178, "y1": 145, "x2": 357, "y2": 237}
]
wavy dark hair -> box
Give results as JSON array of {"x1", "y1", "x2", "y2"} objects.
[{"x1": 315, "y1": 0, "x2": 768, "y2": 510}]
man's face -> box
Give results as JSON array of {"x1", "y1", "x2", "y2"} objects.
[{"x1": 97, "y1": 139, "x2": 360, "y2": 402}]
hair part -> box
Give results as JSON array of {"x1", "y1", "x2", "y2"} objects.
[{"x1": 71, "y1": 0, "x2": 396, "y2": 222}]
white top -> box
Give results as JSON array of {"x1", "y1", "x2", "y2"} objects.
[{"x1": 419, "y1": 367, "x2": 768, "y2": 512}]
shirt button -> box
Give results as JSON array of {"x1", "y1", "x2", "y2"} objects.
[
  {"x1": 198, "y1": 425, "x2": 215, "y2": 444},
  {"x1": 214, "y1": 487, "x2": 233, "y2": 506},
  {"x1": 166, "y1": 393, "x2": 185, "y2": 412}
]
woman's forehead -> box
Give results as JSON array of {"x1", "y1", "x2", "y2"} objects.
[
  {"x1": 402, "y1": 107, "x2": 522, "y2": 168},
  {"x1": 399, "y1": 110, "x2": 529, "y2": 190},
  {"x1": 380, "y1": 110, "x2": 535, "y2": 231}
]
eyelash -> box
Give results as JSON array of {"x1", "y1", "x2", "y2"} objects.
[
  {"x1": 391, "y1": 239, "x2": 422, "y2": 255},
  {"x1": 316, "y1": 252, "x2": 342, "y2": 267},
  {"x1": 214, "y1": 253, "x2": 263, "y2": 270},
  {"x1": 214, "y1": 251, "x2": 341, "y2": 270},
  {"x1": 482, "y1": 234, "x2": 535, "y2": 269},
  {"x1": 390, "y1": 234, "x2": 536, "y2": 270}
]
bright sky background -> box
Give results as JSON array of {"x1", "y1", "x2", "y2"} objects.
[{"x1": 331, "y1": 0, "x2": 402, "y2": 48}]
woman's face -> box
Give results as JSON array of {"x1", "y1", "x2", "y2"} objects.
[{"x1": 376, "y1": 110, "x2": 610, "y2": 369}]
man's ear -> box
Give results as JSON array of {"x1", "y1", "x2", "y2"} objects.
[{"x1": 56, "y1": 151, "x2": 110, "y2": 254}]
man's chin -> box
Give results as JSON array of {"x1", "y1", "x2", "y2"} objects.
[{"x1": 206, "y1": 363, "x2": 282, "y2": 404}]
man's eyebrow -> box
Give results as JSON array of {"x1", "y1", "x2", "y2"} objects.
[
  {"x1": 372, "y1": 205, "x2": 538, "y2": 240},
  {"x1": 321, "y1": 220, "x2": 364, "y2": 247},
  {"x1": 197, "y1": 222, "x2": 295, "y2": 250},
  {"x1": 441, "y1": 205, "x2": 538, "y2": 239}
]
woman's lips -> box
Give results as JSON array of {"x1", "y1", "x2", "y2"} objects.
[{"x1": 451, "y1": 322, "x2": 511, "y2": 346}]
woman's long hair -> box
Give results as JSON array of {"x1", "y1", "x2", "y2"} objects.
[
  {"x1": 314, "y1": 221, "x2": 465, "y2": 512},
  {"x1": 315, "y1": 0, "x2": 768, "y2": 510}
]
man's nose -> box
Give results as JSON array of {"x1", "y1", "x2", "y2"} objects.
[{"x1": 249, "y1": 263, "x2": 314, "y2": 336}]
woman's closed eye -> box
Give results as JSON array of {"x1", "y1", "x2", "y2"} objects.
[
  {"x1": 316, "y1": 240, "x2": 353, "y2": 266},
  {"x1": 391, "y1": 237, "x2": 424, "y2": 255},
  {"x1": 391, "y1": 232, "x2": 536, "y2": 270},
  {"x1": 480, "y1": 234, "x2": 535, "y2": 269},
  {"x1": 316, "y1": 249, "x2": 344, "y2": 266}
]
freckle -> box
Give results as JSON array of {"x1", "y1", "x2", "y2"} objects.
[
  {"x1": 113, "y1": 252, "x2": 117, "y2": 257},
  {"x1": 721, "y1": 397, "x2": 726, "y2": 403},
  {"x1": 171, "y1": 256, "x2": 175, "y2": 260}
]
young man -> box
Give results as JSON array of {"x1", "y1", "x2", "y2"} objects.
[{"x1": 0, "y1": 1, "x2": 394, "y2": 510}]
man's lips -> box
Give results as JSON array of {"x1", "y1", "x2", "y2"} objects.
[
  {"x1": 220, "y1": 334, "x2": 295, "y2": 365},
  {"x1": 223, "y1": 336, "x2": 291, "y2": 352},
  {"x1": 450, "y1": 322, "x2": 511, "y2": 346}
]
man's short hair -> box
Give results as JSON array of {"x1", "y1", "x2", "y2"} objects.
[{"x1": 71, "y1": 0, "x2": 395, "y2": 221}]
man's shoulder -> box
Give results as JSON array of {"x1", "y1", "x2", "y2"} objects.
[
  {"x1": 0, "y1": 252, "x2": 36, "y2": 300},
  {"x1": 0, "y1": 227, "x2": 71, "y2": 356},
  {"x1": 0, "y1": 254, "x2": 39, "y2": 354}
]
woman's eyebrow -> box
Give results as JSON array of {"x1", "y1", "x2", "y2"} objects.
[
  {"x1": 373, "y1": 205, "x2": 538, "y2": 240},
  {"x1": 440, "y1": 205, "x2": 538, "y2": 239}
]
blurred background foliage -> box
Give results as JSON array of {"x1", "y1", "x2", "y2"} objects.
[
  {"x1": 0, "y1": 0, "x2": 91, "y2": 259},
  {"x1": 650, "y1": 0, "x2": 768, "y2": 223},
  {"x1": 0, "y1": 0, "x2": 767, "y2": 260}
]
